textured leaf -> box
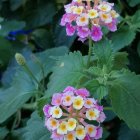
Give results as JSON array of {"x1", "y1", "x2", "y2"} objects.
[
  {"x1": 46, "y1": 52, "x2": 87, "y2": 97},
  {"x1": 110, "y1": 27, "x2": 136, "y2": 51},
  {"x1": 109, "y1": 71, "x2": 140, "y2": 130},
  {"x1": 96, "y1": 86, "x2": 108, "y2": 101},
  {"x1": 113, "y1": 52, "x2": 129, "y2": 70},
  {"x1": 23, "y1": 112, "x2": 51, "y2": 140},
  {"x1": 93, "y1": 43, "x2": 114, "y2": 70}
]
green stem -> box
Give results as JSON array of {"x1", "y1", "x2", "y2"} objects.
[
  {"x1": 22, "y1": 103, "x2": 37, "y2": 110},
  {"x1": 87, "y1": 37, "x2": 93, "y2": 67},
  {"x1": 104, "y1": 107, "x2": 112, "y2": 110},
  {"x1": 23, "y1": 64, "x2": 40, "y2": 86},
  {"x1": 23, "y1": 64, "x2": 44, "y2": 94}
]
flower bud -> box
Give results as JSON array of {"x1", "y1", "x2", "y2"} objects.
[{"x1": 15, "y1": 53, "x2": 26, "y2": 66}]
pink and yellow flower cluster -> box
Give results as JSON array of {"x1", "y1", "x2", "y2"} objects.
[
  {"x1": 43, "y1": 86, "x2": 106, "y2": 140},
  {"x1": 60, "y1": 0, "x2": 119, "y2": 42}
]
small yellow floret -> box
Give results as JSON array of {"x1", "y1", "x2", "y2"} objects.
[
  {"x1": 67, "y1": 118, "x2": 77, "y2": 131},
  {"x1": 73, "y1": 96, "x2": 84, "y2": 110},
  {"x1": 57, "y1": 121, "x2": 68, "y2": 135},
  {"x1": 76, "y1": 125, "x2": 86, "y2": 140}
]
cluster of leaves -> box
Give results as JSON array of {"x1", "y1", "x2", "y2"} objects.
[{"x1": 0, "y1": 0, "x2": 140, "y2": 140}]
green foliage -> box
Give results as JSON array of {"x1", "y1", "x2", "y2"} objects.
[
  {"x1": 0, "y1": 47, "x2": 68, "y2": 123},
  {"x1": 0, "y1": 0, "x2": 140, "y2": 139},
  {"x1": 0, "y1": 127, "x2": 9, "y2": 139},
  {"x1": 109, "y1": 71, "x2": 140, "y2": 130},
  {"x1": 46, "y1": 52, "x2": 87, "y2": 97},
  {"x1": 126, "y1": 0, "x2": 140, "y2": 7},
  {"x1": 118, "y1": 124, "x2": 140, "y2": 140},
  {"x1": 23, "y1": 112, "x2": 51, "y2": 140},
  {"x1": 110, "y1": 26, "x2": 136, "y2": 51},
  {"x1": 0, "y1": 20, "x2": 25, "y2": 36}
]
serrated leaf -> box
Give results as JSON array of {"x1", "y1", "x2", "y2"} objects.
[
  {"x1": 46, "y1": 52, "x2": 87, "y2": 97},
  {"x1": 110, "y1": 26, "x2": 136, "y2": 51},
  {"x1": 95, "y1": 86, "x2": 108, "y2": 101},
  {"x1": 94, "y1": 43, "x2": 114, "y2": 70},
  {"x1": 113, "y1": 52, "x2": 129, "y2": 70},
  {"x1": 23, "y1": 112, "x2": 51, "y2": 140},
  {"x1": 109, "y1": 71, "x2": 140, "y2": 130}
]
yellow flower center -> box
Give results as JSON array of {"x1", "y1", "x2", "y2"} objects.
[
  {"x1": 88, "y1": 127, "x2": 94, "y2": 133},
  {"x1": 89, "y1": 111, "x2": 95, "y2": 117},
  {"x1": 60, "y1": 124, "x2": 67, "y2": 131},
  {"x1": 67, "y1": 133, "x2": 74, "y2": 139},
  {"x1": 86, "y1": 100, "x2": 92, "y2": 105},
  {"x1": 51, "y1": 120, "x2": 57, "y2": 127},
  {"x1": 54, "y1": 109, "x2": 60, "y2": 115},
  {"x1": 102, "y1": 14, "x2": 108, "y2": 20},
  {"x1": 66, "y1": 96, "x2": 71, "y2": 102},
  {"x1": 80, "y1": 17, "x2": 86, "y2": 22}
]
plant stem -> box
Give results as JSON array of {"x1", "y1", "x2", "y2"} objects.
[
  {"x1": 23, "y1": 64, "x2": 44, "y2": 94},
  {"x1": 104, "y1": 107, "x2": 112, "y2": 110},
  {"x1": 87, "y1": 37, "x2": 93, "y2": 67}
]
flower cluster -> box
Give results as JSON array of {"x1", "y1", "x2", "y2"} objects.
[
  {"x1": 60, "y1": 0, "x2": 119, "y2": 42},
  {"x1": 43, "y1": 86, "x2": 106, "y2": 140}
]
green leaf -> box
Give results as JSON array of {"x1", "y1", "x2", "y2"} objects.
[
  {"x1": 46, "y1": 52, "x2": 87, "y2": 97},
  {"x1": 0, "y1": 37, "x2": 14, "y2": 67},
  {"x1": 0, "y1": 20, "x2": 25, "y2": 36},
  {"x1": 109, "y1": 71, "x2": 140, "y2": 130},
  {"x1": 138, "y1": 42, "x2": 140, "y2": 57},
  {"x1": 0, "y1": 73, "x2": 37, "y2": 123},
  {"x1": 94, "y1": 41, "x2": 114, "y2": 70},
  {"x1": 24, "y1": 2, "x2": 56, "y2": 28},
  {"x1": 0, "y1": 127, "x2": 9, "y2": 139},
  {"x1": 37, "y1": 97, "x2": 51, "y2": 118},
  {"x1": 126, "y1": 0, "x2": 140, "y2": 7},
  {"x1": 113, "y1": 52, "x2": 129, "y2": 70},
  {"x1": 130, "y1": 10, "x2": 140, "y2": 29},
  {"x1": 0, "y1": 47, "x2": 68, "y2": 123},
  {"x1": 10, "y1": 0, "x2": 26, "y2": 11},
  {"x1": 110, "y1": 26, "x2": 136, "y2": 51},
  {"x1": 83, "y1": 79, "x2": 100, "y2": 99},
  {"x1": 23, "y1": 112, "x2": 51, "y2": 140},
  {"x1": 118, "y1": 124, "x2": 140, "y2": 140},
  {"x1": 95, "y1": 86, "x2": 108, "y2": 101}
]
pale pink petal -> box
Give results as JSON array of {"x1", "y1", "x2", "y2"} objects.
[{"x1": 75, "y1": 88, "x2": 90, "y2": 97}]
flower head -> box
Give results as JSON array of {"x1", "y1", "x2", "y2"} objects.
[
  {"x1": 60, "y1": 0, "x2": 119, "y2": 42},
  {"x1": 43, "y1": 86, "x2": 106, "y2": 140}
]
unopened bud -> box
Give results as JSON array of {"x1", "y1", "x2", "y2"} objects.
[{"x1": 15, "y1": 53, "x2": 26, "y2": 66}]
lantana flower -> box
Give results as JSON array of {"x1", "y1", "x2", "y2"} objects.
[
  {"x1": 43, "y1": 86, "x2": 106, "y2": 140},
  {"x1": 60, "y1": 0, "x2": 119, "y2": 42}
]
